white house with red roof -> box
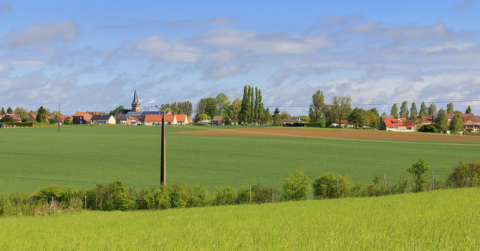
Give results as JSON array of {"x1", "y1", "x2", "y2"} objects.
[
  {"x1": 143, "y1": 114, "x2": 177, "y2": 126},
  {"x1": 380, "y1": 118, "x2": 416, "y2": 132},
  {"x1": 463, "y1": 120, "x2": 479, "y2": 132}
]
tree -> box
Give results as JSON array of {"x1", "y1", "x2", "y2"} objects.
[
  {"x1": 428, "y1": 103, "x2": 437, "y2": 116},
  {"x1": 215, "y1": 93, "x2": 230, "y2": 116},
  {"x1": 447, "y1": 103, "x2": 454, "y2": 114},
  {"x1": 331, "y1": 96, "x2": 352, "y2": 127},
  {"x1": 228, "y1": 98, "x2": 242, "y2": 125},
  {"x1": 466, "y1": 105, "x2": 472, "y2": 114},
  {"x1": 64, "y1": 118, "x2": 73, "y2": 125},
  {"x1": 390, "y1": 104, "x2": 399, "y2": 117},
  {"x1": 309, "y1": 90, "x2": 325, "y2": 122},
  {"x1": 196, "y1": 114, "x2": 211, "y2": 121},
  {"x1": 240, "y1": 86, "x2": 250, "y2": 124},
  {"x1": 282, "y1": 169, "x2": 311, "y2": 201},
  {"x1": 195, "y1": 98, "x2": 208, "y2": 116},
  {"x1": 272, "y1": 114, "x2": 283, "y2": 126},
  {"x1": 434, "y1": 108, "x2": 448, "y2": 132},
  {"x1": 36, "y1": 106, "x2": 47, "y2": 122},
  {"x1": 0, "y1": 115, "x2": 14, "y2": 122},
  {"x1": 407, "y1": 159, "x2": 430, "y2": 192},
  {"x1": 7, "y1": 107, "x2": 13, "y2": 114},
  {"x1": 399, "y1": 101, "x2": 409, "y2": 119},
  {"x1": 363, "y1": 110, "x2": 376, "y2": 126},
  {"x1": 262, "y1": 108, "x2": 272, "y2": 124},
  {"x1": 410, "y1": 102, "x2": 417, "y2": 119},
  {"x1": 0, "y1": 107, "x2": 5, "y2": 115},
  {"x1": 419, "y1": 102, "x2": 427, "y2": 116},
  {"x1": 249, "y1": 86, "x2": 254, "y2": 123},
  {"x1": 369, "y1": 108, "x2": 379, "y2": 118},
  {"x1": 14, "y1": 107, "x2": 29, "y2": 121},
  {"x1": 257, "y1": 89, "x2": 263, "y2": 123},
  {"x1": 299, "y1": 115, "x2": 310, "y2": 122},
  {"x1": 109, "y1": 105, "x2": 126, "y2": 116},
  {"x1": 348, "y1": 107, "x2": 367, "y2": 128},
  {"x1": 274, "y1": 108, "x2": 280, "y2": 115},
  {"x1": 205, "y1": 98, "x2": 217, "y2": 119},
  {"x1": 280, "y1": 111, "x2": 291, "y2": 119},
  {"x1": 449, "y1": 114, "x2": 464, "y2": 133},
  {"x1": 222, "y1": 115, "x2": 231, "y2": 125}
]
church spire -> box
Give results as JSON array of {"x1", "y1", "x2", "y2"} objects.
[
  {"x1": 133, "y1": 89, "x2": 139, "y2": 104},
  {"x1": 131, "y1": 89, "x2": 141, "y2": 112}
]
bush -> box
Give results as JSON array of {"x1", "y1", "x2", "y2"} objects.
[
  {"x1": 237, "y1": 184, "x2": 280, "y2": 204},
  {"x1": 418, "y1": 125, "x2": 438, "y2": 133},
  {"x1": 0, "y1": 115, "x2": 14, "y2": 122},
  {"x1": 283, "y1": 169, "x2": 311, "y2": 201},
  {"x1": 392, "y1": 171, "x2": 410, "y2": 194},
  {"x1": 64, "y1": 118, "x2": 73, "y2": 125},
  {"x1": 407, "y1": 159, "x2": 430, "y2": 192},
  {"x1": 446, "y1": 160, "x2": 480, "y2": 188},
  {"x1": 351, "y1": 174, "x2": 385, "y2": 197},
  {"x1": 304, "y1": 122, "x2": 325, "y2": 128},
  {"x1": 168, "y1": 182, "x2": 193, "y2": 208},
  {"x1": 312, "y1": 172, "x2": 352, "y2": 199},
  {"x1": 213, "y1": 185, "x2": 237, "y2": 205}
]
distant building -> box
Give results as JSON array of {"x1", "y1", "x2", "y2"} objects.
[
  {"x1": 73, "y1": 112, "x2": 93, "y2": 124},
  {"x1": 90, "y1": 115, "x2": 116, "y2": 124},
  {"x1": 380, "y1": 118, "x2": 415, "y2": 132},
  {"x1": 131, "y1": 89, "x2": 141, "y2": 112}
]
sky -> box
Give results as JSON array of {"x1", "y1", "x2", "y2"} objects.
[{"x1": 1, "y1": 0, "x2": 480, "y2": 115}]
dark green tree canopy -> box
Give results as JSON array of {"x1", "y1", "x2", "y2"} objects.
[
  {"x1": 309, "y1": 90, "x2": 325, "y2": 122},
  {"x1": 428, "y1": 103, "x2": 437, "y2": 116},
  {"x1": 0, "y1": 115, "x2": 14, "y2": 122},
  {"x1": 274, "y1": 108, "x2": 280, "y2": 115},
  {"x1": 447, "y1": 103, "x2": 454, "y2": 114},
  {"x1": 419, "y1": 102, "x2": 427, "y2": 116},
  {"x1": 36, "y1": 106, "x2": 47, "y2": 122},
  {"x1": 466, "y1": 105, "x2": 472, "y2": 114},
  {"x1": 109, "y1": 105, "x2": 126, "y2": 116},
  {"x1": 0, "y1": 107, "x2": 5, "y2": 115},
  {"x1": 399, "y1": 101, "x2": 409, "y2": 119},
  {"x1": 410, "y1": 102, "x2": 417, "y2": 119},
  {"x1": 7, "y1": 107, "x2": 13, "y2": 114},
  {"x1": 347, "y1": 107, "x2": 367, "y2": 129},
  {"x1": 434, "y1": 109, "x2": 448, "y2": 132},
  {"x1": 449, "y1": 114, "x2": 464, "y2": 133},
  {"x1": 390, "y1": 104, "x2": 399, "y2": 117},
  {"x1": 205, "y1": 98, "x2": 217, "y2": 119}
]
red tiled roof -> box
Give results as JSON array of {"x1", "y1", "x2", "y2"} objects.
[
  {"x1": 463, "y1": 120, "x2": 478, "y2": 125},
  {"x1": 175, "y1": 114, "x2": 187, "y2": 122},
  {"x1": 446, "y1": 113, "x2": 474, "y2": 119},
  {"x1": 403, "y1": 120, "x2": 416, "y2": 128},
  {"x1": 382, "y1": 118, "x2": 405, "y2": 128},
  {"x1": 144, "y1": 114, "x2": 175, "y2": 122},
  {"x1": 73, "y1": 112, "x2": 86, "y2": 116},
  {"x1": 7, "y1": 114, "x2": 22, "y2": 121}
]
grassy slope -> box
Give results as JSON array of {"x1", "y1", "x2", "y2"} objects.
[
  {"x1": 1, "y1": 126, "x2": 479, "y2": 193},
  {"x1": 1, "y1": 188, "x2": 479, "y2": 250}
]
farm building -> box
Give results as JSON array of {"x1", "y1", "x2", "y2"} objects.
[
  {"x1": 72, "y1": 112, "x2": 92, "y2": 124},
  {"x1": 380, "y1": 118, "x2": 416, "y2": 132},
  {"x1": 463, "y1": 120, "x2": 479, "y2": 132},
  {"x1": 90, "y1": 115, "x2": 116, "y2": 124}
]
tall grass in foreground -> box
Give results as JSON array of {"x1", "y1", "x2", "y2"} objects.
[{"x1": 1, "y1": 188, "x2": 479, "y2": 250}]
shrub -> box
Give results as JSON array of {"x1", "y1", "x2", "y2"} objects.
[
  {"x1": 407, "y1": 159, "x2": 430, "y2": 192},
  {"x1": 446, "y1": 160, "x2": 480, "y2": 188},
  {"x1": 64, "y1": 118, "x2": 73, "y2": 125},
  {"x1": 213, "y1": 185, "x2": 237, "y2": 205},
  {"x1": 392, "y1": 171, "x2": 410, "y2": 194},
  {"x1": 283, "y1": 169, "x2": 311, "y2": 201},
  {"x1": 237, "y1": 184, "x2": 280, "y2": 204},
  {"x1": 168, "y1": 182, "x2": 193, "y2": 208},
  {"x1": 0, "y1": 115, "x2": 14, "y2": 122},
  {"x1": 418, "y1": 125, "x2": 438, "y2": 133},
  {"x1": 312, "y1": 173, "x2": 352, "y2": 199}
]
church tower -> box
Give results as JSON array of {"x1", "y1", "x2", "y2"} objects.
[{"x1": 131, "y1": 89, "x2": 141, "y2": 112}]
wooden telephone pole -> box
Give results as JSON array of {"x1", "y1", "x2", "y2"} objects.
[
  {"x1": 160, "y1": 109, "x2": 166, "y2": 185},
  {"x1": 57, "y1": 103, "x2": 62, "y2": 132}
]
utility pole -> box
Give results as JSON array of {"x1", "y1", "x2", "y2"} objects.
[
  {"x1": 57, "y1": 103, "x2": 62, "y2": 132},
  {"x1": 159, "y1": 106, "x2": 166, "y2": 185}
]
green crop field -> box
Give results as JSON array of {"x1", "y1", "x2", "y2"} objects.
[
  {"x1": 1, "y1": 126, "x2": 479, "y2": 194},
  {"x1": 1, "y1": 188, "x2": 479, "y2": 250}
]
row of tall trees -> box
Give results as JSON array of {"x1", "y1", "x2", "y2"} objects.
[
  {"x1": 160, "y1": 101, "x2": 193, "y2": 116},
  {"x1": 392, "y1": 102, "x2": 473, "y2": 119},
  {"x1": 240, "y1": 86, "x2": 264, "y2": 124},
  {"x1": 195, "y1": 93, "x2": 232, "y2": 120}
]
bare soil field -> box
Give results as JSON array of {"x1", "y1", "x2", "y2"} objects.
[{"x1": 171, "y1": 127, "x2": 480, "y2": 143}]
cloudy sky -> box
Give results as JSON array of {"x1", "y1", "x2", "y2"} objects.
[{"x1": 1, "y1": 0, "x2": 480, "y2": 115}]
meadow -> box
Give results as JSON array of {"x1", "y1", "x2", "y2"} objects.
[
  {"x1": 1, "y1": 188, "x2": 479, "y2": 250},
  {"x1": 1, "y1": 125, "x2": 479, "y2": 194}
]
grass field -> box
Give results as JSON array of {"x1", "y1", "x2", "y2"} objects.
[
  {"x1": 1, "y1": 188, "x2": 479, "y2": 249},
  {"x1": 1, "y1": 125, "x2": 479, "y2": 194}
]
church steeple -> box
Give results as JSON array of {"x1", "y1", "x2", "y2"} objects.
[{"x1": 131, "y1": 89, "x2": 141, "y2": 112}]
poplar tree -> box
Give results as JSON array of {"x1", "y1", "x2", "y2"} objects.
[
  {"x1": 257, "y1": 89, "x2": 263, "y2": 123},
  {"x1": 428, "y1": 103, "x2": 437, "y2": 116},
  {"x1": 7, "y1": 107, "x2": 13, "y2": 114},
  {"x1": 0, "y1": 107, "x2": 5, "y2": 115},
  {"x1": 399, "y1": 101, "x2": 409, "y2": 119},
  {"x1": 36, "y1": 106, "x2": 47, "y2": 122},
  {"x1": 240, "y1": 85, "x2": 249, "y2": 124},
  {"x1": 447, "y1": 103, "x2": 454, "y2": 114},
  {"x1": 249, "y1": 86, "x2": 254, "y2": 123},
  {"x1": 466, "y1": 106, "x2": 472, "y2": 114},
  {"x1": 419, "y1": 102, "x2": 427, "y2": 116},
  {"x1": 254, "y1": 87, "x2": 258, "y2": 122},
  {"x1": 410, "y1": 102, "x2": 417, "y2": 119},
  {"x1": 391, "y1": 104, "x2": 399, "y2": 117}
]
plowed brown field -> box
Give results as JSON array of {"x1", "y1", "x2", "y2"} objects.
[{"x1": 171, "y1": 127, "x2": 480, "y2": 143}]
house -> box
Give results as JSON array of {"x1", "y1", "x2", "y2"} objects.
[
  {"x1": 198, "y1": 120, "x2": 211, "y2": 125},
  {"x1": 175, "y1": 114, "x2": 189, "y2": 125},
  {"x1": 331, "y1": 120, "x2": 352, "y2": 128},
  {"x1": 7, "y1": 114, "x2": 22, "y2": 122},
  {"x1": 446, "y1": 113, "x2": 475, "y2": 122},
  {"x1": 380, "y1": 118, "x2": 415, "y2": 132},
  {"x1": 115, "y1": 114, "x2": 138, "y2": 125},
  {"x1": 187, "y1": 116, "x2": 192, "y2": 124},
  {"x1": 143, "y1": 114, "x2": 177, "y2": 126},
  {"x1": 90, "y1": 115, "x2": 116, "y2": 124},
  {"x1": 212, "y1": 116, "x2": 224, "y2": 125},
  {"x1": 282, "y1": 119, "x2": 298, "y2": 125},
  {"x1": 463, "y1": 120, "x2": 479, "y2": 132},
  {"x1": 73, "y1": 112, "x2": 92, "y2": 124}
]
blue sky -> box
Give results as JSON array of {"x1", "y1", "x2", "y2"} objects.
[{"x1": 1, "y1": 0, "x2": 480, "y2": 115}]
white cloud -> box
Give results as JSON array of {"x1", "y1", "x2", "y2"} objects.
[
  {"x1": 454, "y1": 0, "x2": 477, "y2": 10},
  {"x1": 126, "y1": 36, "x2": 200, "y2": 62},
  {"x1": 201, "y1": 64, "x2": 241, "y2": 80},
  {"x1": 342, "y1": 22, "x2": 461, "y2": 44},
  {"x1": 3, "y1": 20, "x2": 81, "y2": 48},
  {"x1": 199, "y1": 28, "x2": 336, "y2": 54}
]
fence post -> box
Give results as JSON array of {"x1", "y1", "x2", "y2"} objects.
[
  {"x1": 85, "y1": 196, "x2": 86, "y2": 210},
  {"x1": 432, "y1": 171, "x2": 434, "y2": 190},
  {"x1": 204, "y1": 189, "x2": 206, "y2": 201},
  {"x1": 249, "y1": 186, "x2": 252, "y2": 203},
  {"x1": 384, "y1": 175, "x2": 387, "y2": 195},
  {"x1": 336, "y1": 179, "x2": 339, "y2": 198}
]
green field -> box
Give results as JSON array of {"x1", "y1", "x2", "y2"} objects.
[
  {"x1": 1, "y1": 126, "x2": 479, "y2": 194},
  {"x1": 1, "y1": 188, "x2": 479, "y2": 249}
]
